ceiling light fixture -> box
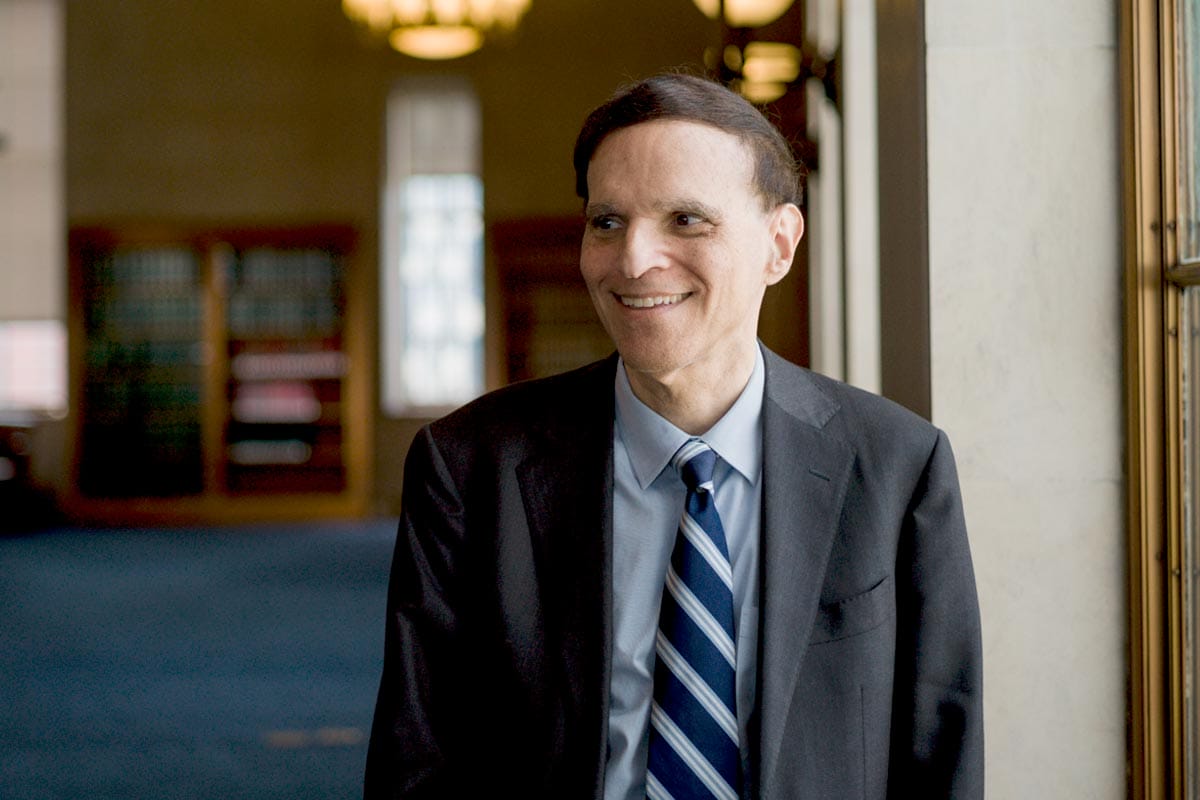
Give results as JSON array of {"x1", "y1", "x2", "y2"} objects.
[
  {"x1": 691, "y1": 0, "x2": 794, "y2": 28},
  {"x1": 342, "y1": 0, "x2": 532, "y2": 60}
]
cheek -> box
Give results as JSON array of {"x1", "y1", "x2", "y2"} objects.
[
  {"x1": 578, "y1": 249, "x2": 598, "y2": 285},
  {"x1": 579, "y1": 245, "x2": 612, "y2": 288}
]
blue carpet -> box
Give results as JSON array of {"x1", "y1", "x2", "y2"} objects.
[{"x1": 0, "y1": 519, "x2": 397, "y2": 800}]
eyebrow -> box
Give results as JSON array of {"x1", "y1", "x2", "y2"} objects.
[
  {"x1": 662, "y1": 198, "x2": 723, "y2": 220},
  {"x1": 584, "y1": 202, "x2": 619, "y2": 218}
]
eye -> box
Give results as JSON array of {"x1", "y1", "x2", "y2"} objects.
[
  {"x1": 588, "y1": 214, "x2": 622, "y2": 232},
  {"x1": 672, "y1": 212, "x2": 705, "y2": 227}
]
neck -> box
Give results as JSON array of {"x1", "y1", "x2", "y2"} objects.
[{"x1": 624, "y1": 346, "x2": 757, "y2": 435}]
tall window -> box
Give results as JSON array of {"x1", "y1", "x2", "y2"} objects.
[{"x1": 380, "y1": 80, "x2": 484, "y2": 415}]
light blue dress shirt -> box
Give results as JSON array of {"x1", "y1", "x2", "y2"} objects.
[{"x1": 603, "y1": 349, "x2": 764, "y2": 800}]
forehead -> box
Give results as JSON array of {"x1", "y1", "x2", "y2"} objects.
[{"x1": 586, "y1": 119, "x2": 757, "y2": 200}]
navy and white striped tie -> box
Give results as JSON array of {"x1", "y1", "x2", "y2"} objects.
[{"x1": 646, "y1": 439, "x2": 740, "y2": 800}]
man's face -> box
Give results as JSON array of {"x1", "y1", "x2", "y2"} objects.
[{"x1": 580, "y1": 119, "x2": 798, "y2": 385}]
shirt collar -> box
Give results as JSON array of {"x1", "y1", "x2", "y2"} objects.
[{"x1": 614, "y1": 347, "x2": 765, "y2": 491}]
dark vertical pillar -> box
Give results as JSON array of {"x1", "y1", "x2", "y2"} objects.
[{"x1": 876, "y1": 0, "x2": 930, "y2": 419}]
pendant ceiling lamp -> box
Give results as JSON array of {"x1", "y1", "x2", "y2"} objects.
[
  {"x1": 342, "y1": 0, "x2": 532, "y2": 60},
  {"x1": 691, "y1": 0, "x2": 793, "y2": 28},
  {"x1": 738, "y1": 41, "x2": 801, "y2": 103}
]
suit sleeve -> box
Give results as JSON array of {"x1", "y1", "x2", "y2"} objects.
[
  {"x1": 364, "y1": 425, "x2": 471, "y2": 798},
  {"x1": 889, "y1": 429, "x2": 984, "y2": 797}
]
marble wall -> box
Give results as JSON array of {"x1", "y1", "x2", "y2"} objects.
[
  {"x1": 923, "y1": 1, "x2": 1126, "y2": 795},
  {"x1": 0, "y1": 0, "x2": 63, "y2": 321}
]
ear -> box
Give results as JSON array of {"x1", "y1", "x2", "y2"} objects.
[{"x1": 764, "y1": 203, "x2": 804, "y2": 286}]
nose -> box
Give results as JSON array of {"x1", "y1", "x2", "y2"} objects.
[{"x1": 618, "y1": 221, "x2": 669, "y2": 280}]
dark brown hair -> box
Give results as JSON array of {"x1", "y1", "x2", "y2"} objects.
[{"x1": 573, "y1": 73, "x2": 803, "y2": 208}]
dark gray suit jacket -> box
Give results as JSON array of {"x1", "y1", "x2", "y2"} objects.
[{"x1": 365, "y1": 347, "x2": 983, "y2": 798}]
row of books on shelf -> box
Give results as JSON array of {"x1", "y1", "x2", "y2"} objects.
[
  {"x1": 227, "y1": 294, "x2": 340, "y2": 339},
  {"x1": 89, "y1": 248, "x2": 199, "y2": 290},
  {"x1": 227, "y1": 439, "x2": 313, "y2": 466},
  {"x1": 91, "y1": 295, "x2": 202, "y2": 340},
  {"x1": 85, "y1": 380, "x2": 202, "y2": 409},
  {"x1": 227, "y1": 433, "x2": 342, "y2": 468},
  {"x1": 230, "y1": 349, "x2": 346, "y2": 380},
  {"x1": 87, "y1": 296, "x2": 341, "y2": 340},
  {"x1": 231, "y1": 382, "x2": 325, "y2": 424},
  {"x1": 80, "y1": 428, "x2": 337, "y2": 470},
  {"x1": 84, "y1": 406, "x2": 201, "y2": 429},
  {"x1": 228, "y1": 248, "x2": 338, "y2": 290},
  {"x1": 86, "y1": 343, "x2": 204, "y2": 373},
  {"x1": 84, "y1": 352, "x2": 340, "y2": 420},
  {"x1": 88, "y1": 246, "x2": 340, "y2": 289}
]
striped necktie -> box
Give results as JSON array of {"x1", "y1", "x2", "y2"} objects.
[{"x1": 646, "y1": 439, "x2": 740, "y2": 800}]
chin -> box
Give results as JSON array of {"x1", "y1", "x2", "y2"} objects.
[{"x1": 614, "y1": 345, "x2": 690, "y2": 377}]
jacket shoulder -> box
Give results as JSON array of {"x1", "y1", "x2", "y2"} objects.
[
  {"x1": 762, "y1": 349, "x2": 942, "y2": 458},
  {"x1": 766, "y1": 348, "x2": 929, "y2": 424}
]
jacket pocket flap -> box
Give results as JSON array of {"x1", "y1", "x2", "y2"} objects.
[{"x1": 810, "y1": 575, "x2": 893, "y2": 643}]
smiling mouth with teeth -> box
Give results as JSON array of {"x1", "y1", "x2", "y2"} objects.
[{"x1": 618, "y1": 293, "x2": 689, "y2": 309}]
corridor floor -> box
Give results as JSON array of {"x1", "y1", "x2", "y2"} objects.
[{"x1": 0, "y1": 519, "x2": 397, "y2": 799}]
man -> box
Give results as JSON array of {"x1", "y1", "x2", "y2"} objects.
[{"x1": 365, "y1": 73, "x2": 983, "y2": 799}]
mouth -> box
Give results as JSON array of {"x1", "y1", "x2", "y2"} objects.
[{"x1": 617, "y1": 292, "x2": 690, "y2": 309}]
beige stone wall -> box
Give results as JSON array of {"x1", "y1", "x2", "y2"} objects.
[
  {"x1": 924, "y1": 2, "x2": 1126, "y2": 796},
  {"x1": 0, "y1": 0, "x2": 63, "y2": 321}
]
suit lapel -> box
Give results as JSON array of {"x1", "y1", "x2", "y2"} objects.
[
  {"x1": 516, "y1": 357, "x2": 616, "y2": 797},
  {"x1": 756, "y1": 349, "x2": 855, "y2": 793}
]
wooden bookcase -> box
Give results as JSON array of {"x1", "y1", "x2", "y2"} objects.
[
  {"x1": 491, "y1": 217, "x2": 614, "y2": 383},
  {"x1": 66, "y1": 225, "x2": 371, "y2": 524}
]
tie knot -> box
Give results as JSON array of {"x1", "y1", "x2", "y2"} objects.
[{"x1": 672, "y1": 439, "x2": 717, "y2": 492}]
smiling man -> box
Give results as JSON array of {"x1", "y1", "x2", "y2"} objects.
[{"x1": 365, "y1": 74, "x2": 983, "y2": 799}]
